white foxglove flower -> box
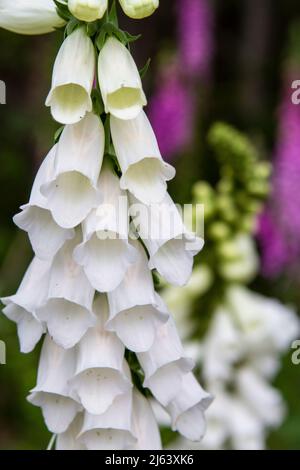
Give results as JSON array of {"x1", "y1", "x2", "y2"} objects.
[
  {"x1": 128, "y1": 390, "x2": 162, "y2": 450},
  {"x1": 56, "y1": 414, "x2": 86, "y2": 450},
  {"x1": 41, "y1": 113, "x2": 104, "y2": 229},
  {"x1": 228, "y1": 398, "x2": 265, "y2": 450},
  {"x1": 107, "y1": 241, "x2": 169, "y2": 352},
  {"x1": 119, "y1": 0, "x2": 159, "y2": 19},
  {"x1": 166, "y1": 373, "x2": 213, "y2": 442},
  {"x1": 137, "y1": 318, "x2": 194, "y2": 406},
  {"x1": 202, "y1": 307, "x2": 241, "y2": 383},
  {"x1": 79, "y1": 391, "x2": 136, "y2": 450},
  {"x1": 73, "y1": 165, "x2": 137, "y2": 292},
  {"x1": 0, "y1": 0, "x2": 65, "y2": 35},
  {"x1": 28, "y1": 335, "x2": 81, "y2": 433},
  {"x1": 111, "y1": 111, "x2": 175, "y2": 203},
  {"x1": 13, "y1": 145, "x2": 75, "y2": 259},
  {"x1": 236, "y1": 367, "x2": 285, "y2": 428},
  {"x1": 70, "y1": 296, "x2": 131, "y2": 415},
  {"x1": 1, "y1": 257, "x2": 51, "y2": 353},
  {"x1": 130, "y1": 193, "x2": 203, "y2": 285},
  {"x1": 36, "y1": 234, "x2": 96, "y2": 349},
  {"x1": 218, "y1": 234, "x2": 259, "y2": 282},
  {"x1": 68, "y1": 0, "x2": 108, "y2": 22},
  {"x1": 46, "y1": 27, "x2": 95, "y2": 124},
  {"x1": 98, "y1": 37, "x2": 147, "y2": 120}
]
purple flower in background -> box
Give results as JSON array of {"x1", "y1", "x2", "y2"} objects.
[
  {"x1": 258, "y1": 73, "x2": 300, "y2": 277},
  {"x1": 177, "y1": 0, "x2": 214, "y2": 79},
  {"x1": 148, "y1": 63, "x2": 194, "y2": 161}
]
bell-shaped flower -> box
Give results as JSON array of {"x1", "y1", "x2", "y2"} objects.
[
  {"x1": 46, "y1": 27, "x2": 95, "y2": 124},
  {"x1": 130, "y1": 193, "x2": 203, "y2": 285},
  {"x1": 166, "y1": 373, "x2": 213, "y2": 441},
  {"x1": 236, "y1": 367, "x2": 285, "y2": 428},
  {"x1": 128, "y1": 390, "x2": 162, "y2": 450},
  {"x1": 107, "y1": 241, "x2": 169, "y2": 352},
  {"x1": 56, "y1": 414, "x2": 86, "y2": 450},
  {"x1": 0, "y1": 0, "x2": 65, "y2": 35},
  {"x1": 13, "y1": 145, "x2": 75, "y2": 259},
  {"x1": 1, "y1": 257, "x2": 51, "y2": 353},
  {"x1": 36, "y1": 233, "x2": 96, "y2": 349},
  {"x1": 228, "y1": 397, "x2": 265, "y2": 450},
  {"x1": 119, "y1": 0, "x2": 159, "y2": 19},
  {"x1": 41, "y1": 113, "x2": 104, "y2": 229},
  {"x1": 137, "y1": 318, "x2": 194, "y2": 406},
  {"x1": 98, "y1": 37, "x2": 147, "y2": 120},
  {"x1": 73, "y1": 165, "x2": 137, "y2": 292},
  {"x1": 79, "y1": 390, "x2": 136, "y2": 450},
  {"x1": 28, "y1": 335, "x2": 81, "y2": 434},
  {"x1": 68, "y1": 0, "x2": 108, "y2": 22},
  {"x1": 110, "y1": 111, "x2": 175, "y2": 203},
  {"x1": 70, "y1": 296, "x2": 131, "y2": 415}
]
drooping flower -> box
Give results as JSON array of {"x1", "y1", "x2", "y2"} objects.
[
  {"x1": 46, "y1": 27, "x2": 95, "y2": 125},
  {"x1": 0, "y1": 0, "x2": 65, "y2": 35},
  {"x1": 119, "y1": 0, "x2": 159, "y2": 19}
]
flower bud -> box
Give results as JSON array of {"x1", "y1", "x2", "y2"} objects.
[
  {"x1": 68, "y1": 0, "x2": 108, "y2": 22},
  {"x1": 119, "y1": 0, "x2": 159, "y2": 19}
]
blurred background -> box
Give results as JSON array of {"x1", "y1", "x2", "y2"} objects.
[{"x1": 0, "y1": 0, "x2": 300, "y2": 449}]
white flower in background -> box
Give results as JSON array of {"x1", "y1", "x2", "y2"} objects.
[
  {"x1": 79, "y1": 391, "x2": 136, "y2": 450},
  {"x1": 166, "y1": 372, "x2": 213, "y2": 441},
  {"x1": 68, "y1": 0, "x2": 108, "y2": 22},
  {"x1": 119, "y1": 0, "x2": 159, "y2": 19},
  {"x1": 137, "y1": 318, "x2": 194, "y2": 406},
  {"x1": 107, "y1": 241, "x2": 169, "y2": 352},
  {"x1": 36, "y1": 233, "x2": 96, "y2": 349},
  {"x1": 13, "y1": 146, "x2": 75, "y2": 259},
  {"x1": 1, "y1": 257, "x2": 50, "y2": 353},
  {"x1": 130, "y1": 193, "x2": 203, "y2": 286},
  {"x1": 98, "y1": 37, "x2": 147, "y2": 119},
  {"x1": 0, "y1": 0, "x2": 65, "y2": 35},
  {"x1": 111, "y1": 111, "x2": 175, "y2": 203},
  {"x1": 69, "y1": 296, "x2": 131, "y2": 415},
  {"x1": 46, "y1": 27, "x2": 95, "y2": 124},
  {"x1": 228, "y1": 396, "x2": 265, "y2": 450},
  {"x1": 28, "y1": 335, "x2": 81, "y2": 434},
  {"x1": 129, "y1": 390, "x2": 162, "y2": 450},
  {"x1": 73, "y1": 165, "x2": 137, "y2": 292},
  {"x1": 41, "y1": 113, "x2": 104, "y2": 229},
  {"x1": 236, "y1": 367, "x2": 286, "y2": 428}
]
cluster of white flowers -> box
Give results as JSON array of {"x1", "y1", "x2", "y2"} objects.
[
  {"x1": 163, "y1": 275, "x2": 300, "y2": 450},
  {"x1": 0, "y1": 0, "x2": 212, "y2": 450}
]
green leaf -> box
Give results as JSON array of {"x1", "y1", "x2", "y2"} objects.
[
  {"x1": 108, "y1": 0, "x2": 119, "y2": 28},
  {"x1": 139, "y1": 58, "x2": 151, "y2": 79},
  {"x1": 123, "y1": 31, "x2": 142, "y2": 44},
  {"x1": 86, "y1": 21, "x2": 99, "y2": 37},
  {"x1": 54, "y1": 125, "x2": 64, "y2": 143},
  {"x1": 54, "y1": 0, "x2": 72, "y2": 22},
  {"x1": 91, "y1": 89, "x2": 104, "y2": 116}
]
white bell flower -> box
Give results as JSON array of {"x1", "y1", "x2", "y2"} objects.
[
  {"x1": 110, "y1": 111, "x2": 175, "y2": 204},
  {"x1": 119, "y1": 0, "x2": 159, "y2": 19},
  {"x1": 228, "y1": 397, "x2": 265, "y2": 450},
  {"x1": 98, "y1": 37, "x2": 147, "y2": 120},
  {"x1": 36, "y1": 233, "x2": 96, "y2": 349},
  {"x1": 0, "y1": 0, "x2": 65, "y2": 35},
  {"x1": 73, "y1": 165, "x2": 137, "y2": 292},
  {"x1": 46, "y1": 27, "x2": 95, "y2": 124},
  {"x1": 107, "y1": 241, "x2": 169, "y2": 352},
  {"x1": 128, "y1": 390, "x2": 162, "y2": 450},
  {"x1": 137, "y1": 318, "x2": 194, "y2": 406},
  {"x1": 68, "y1": 0, "x2": 108, "y2": 22},
  {"x1": 79, "y1": 390, "x2": 136, "y2": 450},
  {"x1": 13, "y1": 145, "x2": 75, "y2": 259},
  {"x1": 70, "y1": 296, "x2": 132, "y2": 415},
  {"x1": 236, "y1": 367, "x2": 286, "y2": 428},
  {"x1": 166, "y1": 373, "x2": 213, "y2": 442},
  {"x1": 130, "y1": 193, "x2": 203, "y2": 285},
  {"x1": 56, "y1": 414, "x2": 86, "y2": 450},
  {"x1": 1, "y1": 257, "x2": 51, "y2": 353},
  {"x1": 28, "y1": 335, "x2": 81, "y2": 434},
  {"x1": 41, "y1": 113, "x2": 104, "y2": 229}
]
